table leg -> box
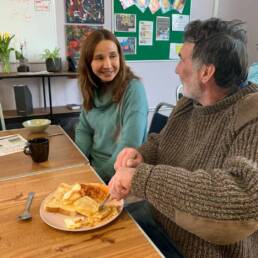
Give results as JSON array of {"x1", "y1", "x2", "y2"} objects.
[
  {"x1": 47, "y1": 76, "x2": 53, "y2": 117},
  {"x1": 42, "y1": 77, "x2": 46, "y2": 108}
]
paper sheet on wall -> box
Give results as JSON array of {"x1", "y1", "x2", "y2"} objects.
[
  {"x1": 172, "y1": 14, "x2": 189, "y2": 31},
  {"x1": 139, "y1": 21, "x2": 153, "y2": 46},
  {"x1": 0, "y1": 134, "x2": 27, "y2": 156},
  {"x1": 169, "y1": 43, "x2": 183, "y2": 60}
]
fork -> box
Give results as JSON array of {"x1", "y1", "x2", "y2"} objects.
[
  {"x1": 98, "y1": 193, "x2": 111, "y2": 211},
  {"x1": 18, "y1": 192, "x2": 35, "y2": 221}
]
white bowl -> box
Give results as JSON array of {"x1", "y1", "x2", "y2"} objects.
[{"x1": 22, "y1": 119, "x2": 51, "y2": 133}]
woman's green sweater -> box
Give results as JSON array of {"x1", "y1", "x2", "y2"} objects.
[{"x1": 75, "y1": 79, "x2": 148, "y2": 182}]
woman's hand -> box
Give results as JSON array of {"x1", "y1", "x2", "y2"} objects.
[{"x1": 114, "y1": 147, "x2": 143, "y2": 170}]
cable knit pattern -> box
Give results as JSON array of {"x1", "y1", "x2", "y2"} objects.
[{"x1": 132, "y1": 84, "x2": 258, "y2": 258}]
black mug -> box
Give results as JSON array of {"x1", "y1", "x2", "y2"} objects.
[{"x1": 24, "y1": 137, "x2": 49, "y2": 163}]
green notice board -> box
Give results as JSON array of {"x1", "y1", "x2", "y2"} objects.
[{"x1": 113, "y1": 0, "x2": 191, "y2": 61}]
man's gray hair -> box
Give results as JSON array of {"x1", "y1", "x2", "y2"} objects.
[{"x1": 184, "y1": 18, "x2": 248, "y2": 91}]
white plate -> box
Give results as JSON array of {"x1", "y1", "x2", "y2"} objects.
[{"x1": 40, "y1": 192, "x2": 124, "y2": 232}]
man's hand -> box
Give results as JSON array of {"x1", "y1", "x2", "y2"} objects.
[
  {"x1": 108, "y1": 167, "x2": 135, "y2": 200},
  {"x1": 114, "y1": 147, "x2": 143, "y2": 170}
]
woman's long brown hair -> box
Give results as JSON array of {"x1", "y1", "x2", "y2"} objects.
[{"x1": 78, "y1": 29, "x2": 139, "y2": 111}]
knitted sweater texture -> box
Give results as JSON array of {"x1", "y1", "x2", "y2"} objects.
[{"x1": 133, "y1": 84, "x2": 258, "y2": 258}]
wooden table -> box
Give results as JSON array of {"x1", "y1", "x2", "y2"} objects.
[
  {"x1": 0, "y1": 164, "x2": 162, "y2": 257},
  {"x1": 0, "y1": 125, "x2": 88, "y2": 181}
]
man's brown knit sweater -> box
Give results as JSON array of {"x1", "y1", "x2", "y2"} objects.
[{"x1": 132, "y1": 84, "x2": 258, "y2": 258}]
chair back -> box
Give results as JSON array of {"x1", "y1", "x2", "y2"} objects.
[
  {"x1": 148, "y1": 102, "x2": 174, "y2": 134},
  {"x1": 176, "y1": 84, "x2": 183, "y2": 101},
  {"x1": 0, "y1": 102, "x2": 6, "y2": 130}
]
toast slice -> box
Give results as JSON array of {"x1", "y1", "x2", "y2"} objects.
[
  {"x1": 44, "y1": 183, "x2": 70, "y2": 212},
  {"x1": 44, "y1": 183, "x2": 80, "y2": 216},
  {"x1": 74, "y1": 196, "x2": 99, "y2": 217}
]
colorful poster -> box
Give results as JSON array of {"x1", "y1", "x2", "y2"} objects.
[
  {"x1": 139, "y1": 21, "x2": 153, "y2": 46},
  {"x1": 135, "y1": 0, "x2": 150, "y2": 13},
  {"x1": 117, "y1": 37, "x2": 137, "y2": 55},
  {"x1": 66, "y1": 24, "x2": 102, "y2": 60},
  {"x1": 119, "y1": 0, "x2": 135, "y2": 9},
  {"x1": 172, "y1": 0, "x2": 186, "y2": 13},
  {"x1": 149, "y1": 0, "x2": 160, "y2": 14},
  {"x1": 115, "y1": 14, "x2": 136, "y2": 32},
  {"x1": 160, "y1": 0, "x2": 172, "y2": 14},
  {"x1": 66, "y1": 0, "x2": 104, "y2": 24},
  {"x1": 156, "y1": 16, "x2": 170, "y2": 41}
]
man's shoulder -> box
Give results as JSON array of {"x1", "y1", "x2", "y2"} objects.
[
  {"x1": 172, "y1": 97, "x2": 193, "y2": 117},
  {"x1": 235, "y1": 91, "x2": 258, "y2": 131}
]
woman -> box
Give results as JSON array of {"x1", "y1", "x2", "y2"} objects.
[{"x1": 75, "y1": 29, "x2": 148, "y2": 183}]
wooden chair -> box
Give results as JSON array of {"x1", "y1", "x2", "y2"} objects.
[{"x1": 176, "y1": 84, "x2": 183, "y2": 101}]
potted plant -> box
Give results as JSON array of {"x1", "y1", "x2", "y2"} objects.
[
  {"x1": 42, "y1": 47, "x2": 62, "y2": 72},
  {"x1": 15, "y1": 45, "x2": 30, "y2": 72},
  {"x1": 0, "y1": 32, "x2": 15, "y2": 73}
]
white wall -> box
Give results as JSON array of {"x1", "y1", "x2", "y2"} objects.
[
  {"x1": 0, "y1": 0, "x2": 216, "y2": 111},
  {"x1": 216, "y1": 0, "x2": 258, "y2": 65}
]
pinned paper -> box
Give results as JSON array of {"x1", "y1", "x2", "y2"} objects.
[
  {"x1": 119, "y1": 0, "x2": 135, "y2": 9},
  {"x1": 172, "y1": 14, "x2": 189, "y2": 31},
  {"x1": 160, "y1": 0, "x2": 172, "y2": 14},
  {"x1": 115, "y1": 14, "x2": 136, "y2": 32},
  {"x1": 172, "y1": 0, "x2": 186, "y2": 13},
  {"x1": 135, "y1": 0, "x2": 150, "y2": 13},
  {"x1": 139, "y1": 21, "x2": 153, "y2": 45},
  {"x1": 169, "y1": 43, "x2": 183, "y2": 60},
  {"x1": 156, "y1": 16, "x2": 170, "y2": 41},
  {"x1": 149, "y1": 0, "x2": 160, "y2": 14},
  {"x1": 117, "y1": 37, "x2": 137, "y2": 55}
]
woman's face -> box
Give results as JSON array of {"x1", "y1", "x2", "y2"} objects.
[{"x1": 91, "y1": 40, "x2": 120, "y2": 83}]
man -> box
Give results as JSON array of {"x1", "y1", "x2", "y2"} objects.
[{"x1": 108, "y1": 18, "x2": 258, "y2": 258}]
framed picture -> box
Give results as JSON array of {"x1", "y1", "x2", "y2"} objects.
[
  {"x1": 66, "y1": 0, "x2": 104, "y2": 24},
  {"x1": 66, "y1": 24, "x2": 103, "y2": 60}
]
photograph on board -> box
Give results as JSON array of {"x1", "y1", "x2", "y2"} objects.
[
  {"x1": 66, "y1": 0, "x2": 104, "y2": 24},
  {"x1": 156, "y1": 16, "x2": 170, "y2": 41},
  {"x1": 66, "y1": 24, "x2": 102, "y2": 60},
  {"x1": 117, "y1": 37, "x2": 136, "y2": 55},
  {"x1": 115, "y1": 13, "x2": 136, "y2": 32}
]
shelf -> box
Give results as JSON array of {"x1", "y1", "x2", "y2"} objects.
[
  {"x1": 4, "y1": 105, "x2": 81, "y2": 120},
  {"x1": 1, "y1": 71, "x2": 79, "y2": 122},
  {"x1": 0, "y1": 71, "x2": 77, "y2": 79}
]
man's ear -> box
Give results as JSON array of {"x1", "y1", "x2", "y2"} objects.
[{"x1": 200, "y1": 64, "x2": 215, "y2": 84}]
